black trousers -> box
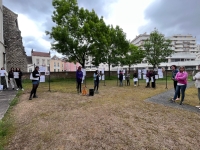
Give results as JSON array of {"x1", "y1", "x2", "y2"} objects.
[
  {"x1": 94, "y1": 80, "x2": 99, "y2": 91},
  {"x1": 15, "y1": 79, "x2": 23, "y2": 89},
  {"x1": 126, "y1": 80, "x2": 130, "y2": 86},
  {"x1": 77, "y1": 81, "x2": 82, "y2": 92}
]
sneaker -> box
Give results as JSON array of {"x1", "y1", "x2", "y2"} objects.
[
  {"x1": 175, "y1": 98, "x2": 180, "y2": 101},
  {"x1": 29, "y1": 97, "x2": 32, "y2": 100},
  {"x1": 195, "y1": 106, "x2": 200, "y2": 108},
  {"x1": 134, "y1": 85, "x2": 136, "y2": 86},
  {"x1": 170, "y1": 98, "x2": 175, "y2": 103},
  {"x1": 16, "y1": 88, "x2": 19, "y2": 91},
  {"x1": 33, "y1": 95, "x2": 38, "y2": 98},
  {"x1": 21, "y1": 88, "x2": 24, "y2": 91}
]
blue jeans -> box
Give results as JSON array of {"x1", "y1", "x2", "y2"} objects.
[{"x1": 173, "y1": 84, "x2": 187, "y2": 102}]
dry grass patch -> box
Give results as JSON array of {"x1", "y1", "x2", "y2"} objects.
[{"x1": 6, "y1": 80, "x2": 200, "y2": 150}]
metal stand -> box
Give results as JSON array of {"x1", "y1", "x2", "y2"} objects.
[
  {"x1": 165, "y1": 69, "x2": 168, "y2": 89},
  {"x1": 48, "y1": 65, "x2": 51, "y2": 92}
]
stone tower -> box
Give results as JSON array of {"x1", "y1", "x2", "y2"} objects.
[{"x1": 3, "y1": 6, "x2": 27, "y2": 72}]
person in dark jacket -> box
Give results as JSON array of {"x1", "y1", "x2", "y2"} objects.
[
  {"x1": 133, "y1": 70, "x2": 138, "y2": 86},
  {"x1": 151, "y1": 70, "x2": 156, "y2": 88},
  {"x1": 146, "y1": 70, "x2": 152, "y2": 88},
  {"x1": 171, "y1": 65, "x2": 180, "y2": 100},
  {"x1": 8, "y1": 67, "x2": 15, "y2": 90},
  {"x1": 119, "y1": 70, "x2": 123, "y2": 86},
  {"x1": 93, "y1": 70, "x2": 100, "y2": 92},
  {"x1": 76, "y1": 66, "x2": 83, "y2": 93},
  {"x1": 15, "y1": 67, "x2": 23, "y2": 91},
  {"x1": 29, "y1": 66, "x2": 40, "y2": 100}
]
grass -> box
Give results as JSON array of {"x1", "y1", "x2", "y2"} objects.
[{"x1": 1, "y1": 78, "x2": 200, "y2": 149}]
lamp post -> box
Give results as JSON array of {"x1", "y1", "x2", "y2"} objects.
[
  {"x1": 165, "y1": 65, "x2": 168, "y2": 89},
  {"x1": 48, "y1": 64, "x2": 51, "y2": 92}
]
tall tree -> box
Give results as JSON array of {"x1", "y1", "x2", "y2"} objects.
[
  {"x1": 46, "y1": 0, "x2": 106, "y2": 68},
  {"x1": 120, "y1": 44, "x2": 145, "y2": 72},
  {"x1": 143, "y1": 29, "x2": 173, "y2": 69},
  {"x1": 93, "y1": 25, "x2": 129, "y2": 78}
]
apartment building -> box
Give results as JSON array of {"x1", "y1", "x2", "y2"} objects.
[
  {"x1": 131, "y1": 33, "x2": 200, "y2": 69},
  {"x1": 50, "y1": 55, "x2": 65, "y2": 72}
]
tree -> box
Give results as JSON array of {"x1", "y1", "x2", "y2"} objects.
[
  {"x1": 120, "y1": 44, "x2": 145, "y2": 72},
  {"x1": 143, "y1": 29, "x2": 173, "y2": 69},
  {"x1": 93, "y1": 25, "x2": 129, "y2": 78},
  {"x1": 46, "y1": 0, "x2": 106, "y2": 68}
]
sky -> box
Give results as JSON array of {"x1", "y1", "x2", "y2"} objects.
[{"x1": 3, "y1": 0, "x2": 200, "y2": 57}]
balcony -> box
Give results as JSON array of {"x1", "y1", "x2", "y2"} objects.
[
  {"x1": 176, "y1": 41, "x2": 183, "y2": 44},
  {"x1": 175, "y1": 45, "x2": 183, "y2": 48}
]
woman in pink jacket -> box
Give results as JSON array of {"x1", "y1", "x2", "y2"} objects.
[{"x1": 171, "y1": 66, "x2": 188, "y2": 105}]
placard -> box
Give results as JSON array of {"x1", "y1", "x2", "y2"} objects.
[
  {"x1": 142, "y1": 69, "x2": 147, "y2": 75},
  {"x1": 123, "y1": 75, "x2": 125, "y2": 80},
  {"x1": 138, "y1": 74, "x2": 142, "y2": 79},
  {"x1": 102, "y1": 75, "x2": 105, "y2": 80},
  {"x1": 99, "y1": 75, "x2": 101, "y2": 80},
  {"x1": 30, "y1": 73, "x2": 39, "y2": 80},
  {"x1": 0, "y1": 85, "x2": 3, "y2": 90},
  {"x1": 101, "y1": 68, "x2": 105, "y2": 74},
  {"x1": 143, "y1": 75, "x2": 146, "y2": 79},
  {"x1": 14, "y1": 72, "x2": 19, "y2": 79},
  {"x1": 45, "y1": 71, "x2": 50, "y2": 75},
  {"x1": 0, "y1": 70, "x2": 6, "y2": 76},
  {"x1": 117, "y1": 69, "x2": 120, "y2": 74},
  {"x1": 159, "y1": 74, "x2": 163, "y2": 78},
  {"x1": 82, "y1": 69, "x2": 86, "y2": 76},
  {"x1": 155, "y1": 75, "x2": 158, "y2": 79},
  {"x1": 40, "y1": 75, "x2": 45, "y2": 82},
  {"x1": 146, "y1": 78, "x2": 149, "y2": 83},
  {"x1": 39, "y1": 66, "x2": 46, "y2": 72},
  {"x1": 151, "y1": 77, "x2": 154, "y2": 82}
]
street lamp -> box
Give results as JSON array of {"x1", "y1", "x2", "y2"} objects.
[{"x1": 165, "y1": 65, "x2": 168, "y2": 89}]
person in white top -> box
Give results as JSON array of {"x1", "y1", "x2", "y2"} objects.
[
  {"x1": 193, "y1": 65, "x2": 200, "y2": 109},
  {"x1": 0, "y1": 67, "x2": 8, "y2": 90}
]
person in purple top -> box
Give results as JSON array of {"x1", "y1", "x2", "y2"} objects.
[{"x1": 76, "y1": 66, "x2": 83, "y2": 93}]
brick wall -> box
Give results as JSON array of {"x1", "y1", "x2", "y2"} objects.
[{"x1": 3, "y1": 6, "x2": 28, "y2": 72}]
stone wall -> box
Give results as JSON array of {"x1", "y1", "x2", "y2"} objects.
[{"x1": 3, "y1": 6, "x2": 27, "y2": 72}]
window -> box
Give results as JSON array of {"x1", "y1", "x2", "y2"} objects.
[
  {"x1": 36, "y1": 59, "x2": 39, "y2": 64},
  {"x1": 54, "y1": 69, "x2": 56, "y2": 72},
  {"x1": 58, "y1": 69, "x2": 59, "y2": 72},
  {"x1": 29, "y1": 68, "x2": 32, "y2": 72},
  {"x1": 42, "y1": 59, "x2": 45, "y2": 65},
  {"x1": 47, "y1": 60, "x2": 50, "y2": 65},
  {"x1": 58, "y1": 63, "x2": 59, "y2": 67},
  {"x1": 54, "y1": 62, "x2": 56, "y2": 67}
]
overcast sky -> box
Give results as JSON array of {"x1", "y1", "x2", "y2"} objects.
[{"x1": 3, "y1": 0, "x2": 200, "y2": 57}]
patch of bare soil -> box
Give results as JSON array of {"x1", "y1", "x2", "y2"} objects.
[{"x1": 6, "y1": 82, "x2": 200, "y2": 150}]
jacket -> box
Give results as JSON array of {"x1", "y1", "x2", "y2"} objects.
[
  {"x1": 172, "y1": 69, "x2": 178, "y2": 81},
  {"x1": 133, "y1": 72, "x2": 138, "y2": 78},
  {"x1": 175, "y1": 71, "x2": 188, "y2": 85},
  {"x1": 119, "y1": 73, "x2": 123, "y2": 81},
  {"x1": 32, "y1": 70, "x2": 40, "y2": 81},
  {"x1": 193, "y1": 72, "x2": 200, "y2": 88},
  {"x1": 76, "y1": 70, "x2": 83, "y2": 82},
  {"x1": 8, "y1": 71, "x2": 14, "y2": 79},
  {"x1": 93, "y1": 73, "x2": 100, "y2": 81}
]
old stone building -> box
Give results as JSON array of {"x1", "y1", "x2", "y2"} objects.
[{"x1": 3, "y1": 6, "x2": 27, "y2": 72}]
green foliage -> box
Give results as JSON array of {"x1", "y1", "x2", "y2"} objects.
[
  {"x1": 143, "y1": 29, "x2": 174, "y2": 68},
  {"x1": 120, "y1": 44, "x2": 145, "y2": 71},
  {"x1": 47, "y1": 0, "x2": 107, "y2": 68}
]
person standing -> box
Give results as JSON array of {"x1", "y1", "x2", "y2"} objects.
[
  {"x1": 151, "y1": 70, "x2": 156, "y2": 88},
  {"x1": 126, "y1": 71, "x2": 130, "y2": 86},
  {"x1": 29, "y1": 66, "x2": 40, "y2": 100},
  {"x1": 0, "y1": 67, "x2": 8, "y2": 90},
  {"x1": 8, "y1": 67, "x2": 15, "y2": 90},
  {"x1": 193, "y1": 65, "x2": 200, "y2": 108},
  {"x1": 171, "y1": 66, "x2": 188, "y2": 105},
  {"x1": 93, "y1": 70, "x2": 100, "y2": 92},
  {"x1": 15, "y1": 68, "x2": 24, "y2": 91},
  {"x1": 171, "y1": 65, "x2": 180, "y2": 100},
  {"x1": 119, "y1": 70, "x2": 123, "y2": 86},
  {"x1": 76, "y1": 66, "x2": 83, "y2": 93},
  {"x1": 133, "y1": 70, "x2": 138, "y2": 86},
  {"x1": 146, "y1": 70, "x2": 152, "y2": 88}
]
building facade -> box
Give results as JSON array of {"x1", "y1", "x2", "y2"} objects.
[
  {"x1": 3, "y1": 6, "x2": 27, "y2": 72},
  {"x1": 0, "y1": 0, "x2": 5, "y2": 69},
  {"x1": 27, "y1": 49, "x2": 51, "y2": 72},
  {"x1": 131, "y1": 33, "x2": 200, "y2": 70},
  {"x1": 50, "y1": 55, "x2": 64, "y2": 72}
]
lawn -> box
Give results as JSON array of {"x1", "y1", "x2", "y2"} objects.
[{"x1": 2, "y1": 79, "x2": 200, "y2": 149}]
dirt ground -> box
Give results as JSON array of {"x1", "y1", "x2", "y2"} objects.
[{"x1": 6, "y1": 81, "x2": 200, "y2": 150}]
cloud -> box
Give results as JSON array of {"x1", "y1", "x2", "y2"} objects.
[
  {"x1": 139, "y1": 0, "x2": 200, "y2": 43},
  {"x1": 3, "y1": 0, "x2": 115, "y2": 57}
]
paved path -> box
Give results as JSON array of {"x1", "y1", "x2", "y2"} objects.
[
  {"x1": 0, "y1": 89, "x2": 17, "y2": 120},
  {"x1": 145, "y1": 82, "x2": 200, "y2": 113}
]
